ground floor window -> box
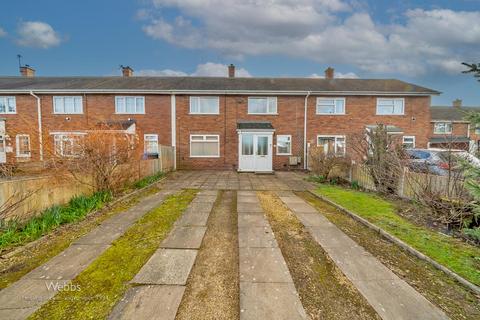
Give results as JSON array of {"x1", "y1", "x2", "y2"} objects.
[
  {"x1": 53, "y1": 133, "x2": 84, "y2": 157},
  {"x1": 276, "y1": 135, "x2": 292, "y2": 155},
  {"x1": 144, "y1": 134, "x2": 159, "y2": 155},
  {"x1": 402, "y1": 136, "x2": 415, "y2": 149},
  {"x1": 317, "y1": 135, "x2": 346, "y2": 156},
  {"x1": 16, "y1": 134, "x2": 31, "y2": 157},
  {"x1": 190, "y1": 134, "x2": 220, "y2": 157}
]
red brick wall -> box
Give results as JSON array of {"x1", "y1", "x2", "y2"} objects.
[{"x1": 429, "y1": 122, "x2": 473, "y2": 151}]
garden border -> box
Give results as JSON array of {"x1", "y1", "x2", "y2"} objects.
[
  {"x1": 308, "y1": 190, "x2": 480, "y2": 295},
  {"x1": 1, "y1": 174, "x2": 169, "y2": 259}
]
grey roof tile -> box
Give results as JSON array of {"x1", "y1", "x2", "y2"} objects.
[{"x1": 430, "y1": 106, "x2": 480, "y2": 121}]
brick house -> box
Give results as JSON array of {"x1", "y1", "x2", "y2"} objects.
[
  {"x1": 429, "y1": 99, "x2": 480, "y2": 153},
  {"x1": 0, "y1": 65, "x2": 439, "y2": 172}
]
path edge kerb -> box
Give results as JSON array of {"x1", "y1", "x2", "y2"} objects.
[
  {"x1": 308, "y1": 190, "x2": 480, "y2": 295},
  {"x1": 1, "y1": 175, "x2": 169, "y2": 260}
]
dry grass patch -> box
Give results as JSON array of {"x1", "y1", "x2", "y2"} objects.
[
  {"x1": 176, "y1": 191, "x2": 240, "y2": 320},
  {"x1": 257, "y1": 191, "x2": 380, "y2": 320}
]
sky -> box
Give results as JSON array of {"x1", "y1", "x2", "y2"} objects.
[{"x1": 0, "y1": 0, "x2": 479, "y2": 105}]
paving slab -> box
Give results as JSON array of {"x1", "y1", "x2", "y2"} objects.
[
  {"x1": 160, "y1": 226, "x2": 207, "y2": 249},
  {"x1": 0, "y1": 279, "x2": 70, "y2": 309},
  {"x1": 108, "y1": 285, "x2": 185, "y2": 320},
  {"x1": 237, "y1": 202, "x2": 263, "y2": 213},
  {"x1": 240, "y1": 282, "x2": 307, "y2": 320},
  {"x1": 183, "y1": 201, "x2": 215, "y2": 214},
  {"x1": 237, "y1": 196, "x2": 259, "y2": 203},
  {"x1": 279, "y1": 196, "x2": 305, "y2": 204},
  {"x1": 238, "y1": 226, "x2": 278, "y2": 248},
  {"x1": 283, "y1": 201, "x2": 317, "y2": 213},
  {"x1": 174, "y1": 210, "x2": 210, "y2": 227},
  {"x1": 197, "y1": 190, "x2": 218, "y2": 196},
  {"x1": 191, "y1": 195, "x2": 217, "y2": 203},
  {"x1": 238, "y1": 214, "x2": 269, "y2": 227},
  {"x1": 74, "y1": 223, "x2": 128, "y2": 245},
  {"x1": 238, "y1": 191, "x2": 257, "y2": 196},
  {"x1": 0, "y1": 307, "x2": 38, "y2": 320},
  {"x1": 308, "y1": 225, "x2": 362, "y2": 250},
  {"x1": 239, "y1": 247, "x2": 292, "y2": 283},
  {"x1": 132, "y1": 249, "x2": 197, "y2": 285},
  {"x1": 26, "y1": 244, "x2": 110, "y2": 280},
  {"x1": 295, "y1": 212, "x2": 332, "y2": 227}
]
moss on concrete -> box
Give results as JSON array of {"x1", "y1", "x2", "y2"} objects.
[{"x1": 29, "y1": 189, "x2": 197, "y2": 320}]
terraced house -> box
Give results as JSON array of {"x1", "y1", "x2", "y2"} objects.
[{"x1": 0, "y1": 65, "x2": 439, "y2": 172}]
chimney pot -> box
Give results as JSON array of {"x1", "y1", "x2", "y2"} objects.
[
  {"x1": 228, "y1": 64, "x2": 235, "y2": 78},
  {"x1": 325, "y1": 67, "x2": 334, "y2": 79},
  {"x1": 453, "y1": 99, "x2": 462, "y2": 108},
  {"x1": 121, "y1": 66, "x2": 134, "y2": 77},
  {"x1": 20, "y1": 65, "x2": 35, "y2": 77}
]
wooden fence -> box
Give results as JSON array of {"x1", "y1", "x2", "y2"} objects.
[
  {"x1": 347, "y1": 163, "x2": 467, "y2": 199},
  {"x1": 0, "y1": 145, "x2": 175, "y2": 221}
]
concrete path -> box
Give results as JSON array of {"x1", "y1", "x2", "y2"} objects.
[
  {"x1": 237, "y1": 191, "x2": 307, "y2": 320},
  {"x1": 279, "y1": 192, "x2": 450, "y2": 320},
  {"x1": 0, "y1": 189, "x2": 175, "y2": 320},
  {"x1": 109, "y1": 190, "x2": 216, "y2": 320}
]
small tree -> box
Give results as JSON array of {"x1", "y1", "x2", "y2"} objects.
[
  {"x1": 308, "y1": 146, "x2": 350, "y2": 182},
  {"x1": 350, "y1": 124, "x2": 405, "y2": 195},
  {"x1": 48, "y1": 123, "x2": 140, "y2": 193},
  {"x1": 462, "y1": 62, "x2": 480, "y2": 81}
]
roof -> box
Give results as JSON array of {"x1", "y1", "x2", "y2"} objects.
[
  {"x1": 429, "y1": 136, "x2": 470, "y2": 143},
  {"x1": 430, "y1": 106, "x2": 480, "y2": 122},
  {"x1": 0, "y1": 76, "x2": 439, "y2": 95},
  {"x1": 237, "y1": 121, "x2": 274, "y2": 130}
]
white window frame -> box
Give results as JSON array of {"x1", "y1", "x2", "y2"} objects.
[
  {"x1": 316, "y1": 97, "x2": 346, "y2": 115},
  {"x1": 189, "y1": 96, "x2": 220, "y2": 115},
  {"x1": 402, "y1": 136, "x2": 415, "y2": 149},
  {"x1": 0, "y1": 96, "x2": 16, "y2": 114},
  {"x1": 276, "y1": 135, "x2": 292, "y2": 155},
  {"x1": 189, "y1": 134, "x2": 220, "y2": 158},
  {"x1": 434, "y1": 122, "x2": 453, "y2": 134},
  {"x1": 316, "y1": 135, "x2": 346, "y2": 156},
  {"x1": 376, "y1": 98, "x2": 405, "y2": 115},
  {"x1": 115, "y1": 96, "x2": 145, "y2": 114},
  {"x1": 53, "y1": 96, "x2": 83, "y2": 114},
  {"x1": 52, "y1": 132, "x2": 86, "y2": 157},
  {"x1": 247, "y1": 97, "x2": 277, "y2": 115},
  {"x1": 144, "y1": 134, "x2": 159, "y2": 154},
  {"x1": 16, "y1": 134, "x2": 31, "y2": 157}
]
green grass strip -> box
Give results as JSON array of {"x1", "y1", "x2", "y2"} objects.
[
  {"x1": 315, "y1": 184, "x2": 480, "y2": 286},
  {"x1": 29, "y1": 189, "x2": 197, "y2": 320},
  {"x1": 0, "y1": 191, "x2": 112, "y2": 251},
  {"x1": 133, "y1": 171, "x2": 165, "y2": 189}
]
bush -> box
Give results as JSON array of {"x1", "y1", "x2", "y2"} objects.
[
  {"x1": 308, "y1": 146, "x2": 350, "y2": 182},
  {"x1": 133, "y1": 172, "x2": 165, "y2": 189},
  {"x1": 462, "y1": 228, "x2": 480, "y2": 244}
]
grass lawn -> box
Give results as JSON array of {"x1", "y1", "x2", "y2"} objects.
[
  {"x1": 314, "y1": 184, "x2": 480, "y2": 287},
  {"x1": 29, "y1": 189, "x2": 197, "y2": 320}
]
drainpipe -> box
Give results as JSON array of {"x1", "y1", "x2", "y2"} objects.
[
  {"x1": 304, "y1": 91, "x2": 311, "y2": 170},
  {"x1": 171, "y1": 94, "x2": 176, "y2": 170},
  {"x1": 29, "y1": 91, "x2": 43, "y2": 161}
]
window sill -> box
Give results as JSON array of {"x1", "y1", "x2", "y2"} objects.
[
  {"x1": 276, "y1": 153, "x2": 292, "y2": 156},
  {"x1": 375, "y1": 114, "x2": 405, "y2": 116},
  {"x1": 316, "y1": 113, "x2": 345, "y2": 116},
  {"x1": 190, "y1": 156, "x2": 221, "y2": 158},
  {"x1": 115, "y1": 112, "x2": 145, "y2": 115},
  {"x1": 247, "y1": 113, "x2": 278, "y2": 116},
  {"x1": 189, "y1": 113, "x2": 220, "y2": 115}
]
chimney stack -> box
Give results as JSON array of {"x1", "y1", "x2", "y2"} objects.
[
  {"x1": 325, "y1": 67, "x2": 334, "y2": 80},
  {"x1": 20, "y1": 65, "x2": 35, "y2": 77},
  {"x1": 121, "y1": 65, "x2": 134, "y2": 77},
  {"x1": 453, "y1": 99, "x2": 462, "y2": 108},
  {"x1": 228, "y1": 64, "x2": 235, "y2": 78}
]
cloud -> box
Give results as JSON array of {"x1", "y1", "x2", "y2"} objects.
[
  {"x1": 136, "y1": 62, "x2": 252, "y2": 77},
  {"x1": 16, "y1": 21, "x2": 61, "y2": 48},
  {"x1": 0, "y1": 27, "x2": 6, "y2": 37},
  {"x1": 142, "y1": 1, "x2": 480, "y2": 76}
]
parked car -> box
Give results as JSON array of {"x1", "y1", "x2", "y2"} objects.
[{"x1": 405, "y1": 149, "x2": 480, "y2": 176}]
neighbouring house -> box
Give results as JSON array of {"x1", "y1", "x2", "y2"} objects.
[
  {"x1": 429, "y1": 99, "x2": 480, "y2": 153},
  {"x1": 0, "y1": 65, "x2": 439, "y2": 172}
]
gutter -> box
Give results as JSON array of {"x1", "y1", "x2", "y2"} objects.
[
  {"x1": 29, "y1": 91, "x2": 43, "y2": 161},
  {"x1": 304, "y1": 91, "x2": 311, "y2": 170}
]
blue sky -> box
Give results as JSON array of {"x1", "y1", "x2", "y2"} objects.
[{"x1": 0, "y1": 0, "x2": 479, "y2": 105}]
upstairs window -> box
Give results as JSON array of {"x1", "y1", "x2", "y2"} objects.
[
  {"x1": 376, "y1": 98, "x2": 404, "y2": 115},
  {"x1": 434, "y1": 122, "x2": 452, "y2": 134},
  {"x1": 316, "y1": 98, "x2": 345, "y2": 115},
  {"x1": 53, "y1": 96, "x2": 83, "y2": 114},
  {"x1": 248, "y1": 97, "x2": 277, "y2": 114},
  {"x1": 317, "y1": 135, "x2": 346, "y2": 156},
  {"x1": 190, "y1": 96, "x2": 219, "y2": 114},
  {"x1": 144, "y1": 134, "x2": 159, "y2": 154},
  {"x1": 0, "y1": 97, "x2": 16, "y2": 114},
  {"x1": 16, "y1": 134, "x2": 31, "y2": 157},
  {"x1": 115, "y1": 96, "x2": 145, "y2": 114}
]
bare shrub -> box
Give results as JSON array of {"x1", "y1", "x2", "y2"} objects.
[
  {"x1": 350, "y1": 124, "x2": 405, "y2": 195},
  {"x1": 308, "y1": 146, "x2": 350, "y2": 182},
  {"x1": 48, "y1": 123, "x2": 140, "y2": 193}
]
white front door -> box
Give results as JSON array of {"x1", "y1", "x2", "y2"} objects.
[{"x1": 238, "y1": 132, "x2": 272, "y2": 172}]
